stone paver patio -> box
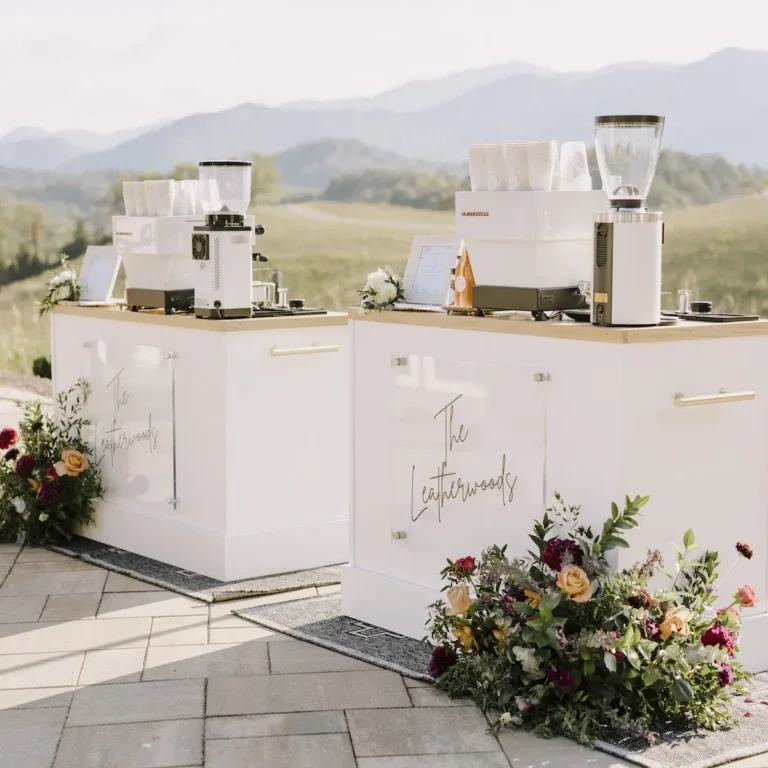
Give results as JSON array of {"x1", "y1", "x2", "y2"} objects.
[{"x1": 0, "y1": 545, "x2": 766, "y2": 767}]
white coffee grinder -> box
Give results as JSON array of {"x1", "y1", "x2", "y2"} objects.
[
  {"x1": 591, "y1": 115, "x2": 665, "y2": 326},
  {"x1": 192, "y1": 161, "x2": 264, "y2": 319}
]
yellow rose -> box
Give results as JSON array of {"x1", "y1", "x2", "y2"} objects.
[
  {"x1": 452, "y1": 622, "x2": 478, "y2": 652},
  {"x1": 28, "y1": 478, "x2": 41, "y2": 492},
  {"x1": 660, "y1": 607, "x2": 692, "y2": 640},
  {"x1": 54, "y1": 448, "x2": 89, "y2": 478},
  {"x1": 556, "y1": 565, "x2": 594, "y2": 603},
  {"x1": 446, "y1": 584, "x2": 472, "y2": 616},
  {"x1": 524, "y1": 590, "x2": 543, "y2": 608}
]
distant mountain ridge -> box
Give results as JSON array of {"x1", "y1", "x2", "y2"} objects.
[{"x1": 3, "y1": 48, "x2": 768, "y2": 171}]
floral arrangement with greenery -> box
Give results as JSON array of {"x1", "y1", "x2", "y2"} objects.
[
  {"x1": 39, "y1": 255, "x2": 80, "y2": 316},
  {"x1": 358, "y1": 265, "x2": 404, "y2": 313},
  {"x1": 427, "y1": 493, "x2": 756, "y2": 745},
  {"x1": 0, "y1": 380, "x2": 102, "y2": 544}
]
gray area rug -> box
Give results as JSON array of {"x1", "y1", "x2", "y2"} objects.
[
  {"x1": 236, "y1": 593, "x2": 768, "y2": 767},
  {"x1": 49, "y1": 535, "x2": 342, "y2": 603},
  {"x1": 235, "y1": 592, "x2": 434, "y2": 681}
]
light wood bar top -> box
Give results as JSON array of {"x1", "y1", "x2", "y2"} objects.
[
  {"x1": 53, "y1": 303, "x2": 347, "y2": 332},
  {"x1": 349, "y1": 308, "x2": 768, "y2": 344}
]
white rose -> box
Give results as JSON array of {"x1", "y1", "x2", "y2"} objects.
[
  {"x1": 498, "y1": 712, "x2": 513, "y2": 725},
  {"x1": 57, "y1": 285, "x2": 72, "y2": 300},
  {"x1": 60, "y1": 270, "x2": 76, "y2": 283},
  {"x1": 50, "y1": 274, "x2": 63, "y2": 287},
  {"x1": 513, "y1": 646, "x2": 542, "y2": 676},
  {"x1": 376, "y1": 280, "x2": 398, "y2": 305},
  {"x1": 11, "y1": 497, "x2": 26, "y2": 515},
  {"x1": 365, "y1": 269, "x2": 389, "y2": 295}
]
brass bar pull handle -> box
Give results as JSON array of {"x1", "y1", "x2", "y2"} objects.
[
  {"x1": 270, "y1": 344, "x2": 340, "y2": 357},
  {"x1": 674, "y1": 388, "x2": 756, "y2": 407}
]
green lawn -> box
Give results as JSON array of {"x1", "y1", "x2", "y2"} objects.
[{"x1": 2, "y1": 197, "x2": 767, "y2": 375}]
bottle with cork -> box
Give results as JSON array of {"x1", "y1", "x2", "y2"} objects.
[{"x1": 452, "y1": 242, "x2": 475, "y2": 308}]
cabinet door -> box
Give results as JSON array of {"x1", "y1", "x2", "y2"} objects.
[
  {"x1": 385, "y1": 354, "x2": 548, "y2": 589},
  {"x1": 619, "y1": 339, "x2": 768, "y2": 619}
]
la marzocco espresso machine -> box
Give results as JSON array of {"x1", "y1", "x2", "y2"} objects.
[
  {"x1": 592, "y1": 115, "x2": 665, "y2": 326},
  {"x1": 192, "y1": 161, "x2": 263, "y2": 319}
]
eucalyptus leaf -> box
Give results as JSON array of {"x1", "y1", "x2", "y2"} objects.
[{"x1": 604, "y1": 651, "x2": 617, "y2": 673}]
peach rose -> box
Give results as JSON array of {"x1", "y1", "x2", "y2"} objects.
[
  {"x1": 660, "y1": 607, "x2": 692, "y2": 640},
  {"x1": 737, "y1": 585, "x2": 757, "y2": 608},
  {"x1": 446, "y1": 584, "x2": 472, "y2": 616},
  {"x1": 556, "y1": 565, "x2": 594, "y2": 603},
  {"x1": 54, "y1": 448, "x2": 89, "y2": 478}
]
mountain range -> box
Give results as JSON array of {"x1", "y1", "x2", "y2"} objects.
[{"x1": 1, "y1": 48, "x2": 766, "y2": 173}]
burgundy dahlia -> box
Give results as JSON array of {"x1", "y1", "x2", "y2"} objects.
[
  {"x1": 547, "y1": 667, "x2": 574, "y2": 694},
  {"x1": 627, "y1": 591, "x2": 653, "y2": 610},
  {"x1": 428, "y1": 645, "x2": 457, "y2": 679},
  {"x1": 14, "y1": 455, "x2": 34, "y2": 477},
  {"x1": 736, "y1": 542, "x2": 754, "y2": 560},
  {"x1": 718, "y1": 662, "x2": 734, "y2": 688},
  {"x1": 542, "y1": 538, "x2": 583, "y2": 571},
  {"x1": 645, "y1": 621, "x2": 662, "y2": 641},
  {"x1": 453, "y1": 556, "x2": 476, "y2": 574},
  {"x1": 37, "y1": 482, "x2": 62, "y2": 509},
  {"x1": 702, "y1": 625, "x2": 736, "y2": 657},
  {"x1": 4, "y1": 448, "x2": 19, "y2": 462},
  {"x1": 0, "y1": 428, "x2": 18, "y2": 450},
  {"x1": 500, "y1": 586, "x2": 527, "y2": 616}
]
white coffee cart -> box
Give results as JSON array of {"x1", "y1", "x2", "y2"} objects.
[
  {"x1": 342, "y1": 310, "x2": 768, "y2": 672},
  {"x1": 51, "y1": 304, "x2": 348, "y2": 580}
]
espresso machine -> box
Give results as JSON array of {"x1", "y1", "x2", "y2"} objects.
[
  {"x1": 592, "y1": 115, "x2": 665, "y2": 326},
  {"x1": 192, "y1": 161, "x2": 264, "y2": 319}
]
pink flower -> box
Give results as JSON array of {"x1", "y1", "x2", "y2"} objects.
[
  {"x1": 0, "y1": 428, "x2": 18, "y2": 450},
  {"x1": 737, "y1": 585, "x2": 758, "y2": 609},
  {"x1": 701, "y1": 625, "x2": 736, "y2": 657},
  {"x1": 453, "y1": 556, "x2": 476, "y2": 574}
]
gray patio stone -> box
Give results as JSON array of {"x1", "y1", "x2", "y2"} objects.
[
  {"x1": 207, "y1": 670, "x2": 411, "y2": 716},
  {"x1": 149, "y1": 617, "x2": 208, "y2": 646},
  {"x1": 143, "y1": 642, "x2": 270, "y2": 680},
  {"x1": 268, "y1": 639, "x2": 376, "y2": 674},
  {"x1": 347, "y1": 707, "x2": 501, "y2": 757},
  {"x1": 98, "y1": 592, "x2": 207, "y2": 619},
  {"x1": 205, "y1": 733, "x2": 356, "y2": 768},
  {"x1": 0, "y1": 618, "x2": 151, "y2": 653},
  {"x1": 0, "y1": 651, "x2": 84, "y2": 688},
  {"x1": 0, "y1": 595, "x2": 46, "y2": 623},
  {"x1": 0, "y1": 569, "x2": 107, "y2": 596},
  {"x1": 0, "y1": 686, "x2": 73, "y2": 709},
  {"x1": 13, "y1": 559, "x2": 98, "y2": 573},
  {"x1": 78, "y1": 648, "x2": 146, "y2": 685},
  {"x1": 0, "y1": 706, "x2": 67, "y2": 767},
  {"x1": 409, "y1": 688, "x2": 476, "y2": 707},
  {"x1": 67, "y1": 679, "x2": 204, "y2": 726},
  {"x1": 206, "y1": 710, "x2": 348, "y2": 739},
  {"x1": 496, "y1": 728, "x2": 634, "y2": 767},
  {"x1": 356, "y1": 756, "x2": 511, "y2": 767},
  {"x1": 54, "y1": 718, "x2": 203, "y2": 768},
  {"x1": 40, "y1": 593, "x2": 102, "y2": 621}
]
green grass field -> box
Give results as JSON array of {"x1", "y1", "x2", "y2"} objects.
[{"x1": 1, "y1": 198, "x2": 767, "y2": 375}]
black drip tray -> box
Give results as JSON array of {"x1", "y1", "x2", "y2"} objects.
[{"x1": 250, "y1": 306, "x2": 327, "y2": 318}]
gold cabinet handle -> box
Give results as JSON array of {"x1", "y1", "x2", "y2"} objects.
[
  {"x1": 270, "y1": 344, "x2": 339, "y2": 357},
  {"x1": 674, "y1": 388, "x2": 756, "y2": 407}
]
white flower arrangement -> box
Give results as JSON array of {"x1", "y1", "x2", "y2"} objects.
[
  {"x1": 39, "y1": 255, "x2": 80, "y2": 316},
  {"x1": 358, "y1": 265, "x2": 405, "y2": 314}
]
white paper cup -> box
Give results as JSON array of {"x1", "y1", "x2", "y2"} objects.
[
  {"x1": 143, "y1": 181, "x2": 159, "y2": 216},
  {"x1": 559, "y1": 142, "x2": 591, "y2": 190},
  {"x1": 526, "y1": 141, "x2": 557, "y2": 191},
  {"x1": 468, "y1": 144, "x2": 489, "y2": 191},
  {"x1": 122, "y1": 182, "x2": 137, "y2": 215},
  {"x1": 485, "y1": 144, "x2": 507, "y2": 191},
  {"x1": 503, "y1": 143, "x2": 528, "y2": 191},
  {"x1": 124, "y1": 182, "x2": 147, "y2": 216},
  {"x1": 181, "y1": 180, "x2": 197, "y2": 215},
  {"x1": 151, "y1": 180, "x2": 176, "y2": 217}
]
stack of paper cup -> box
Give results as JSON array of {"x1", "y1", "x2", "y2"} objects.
[
  {"x1": 181, "y1": 180, "x2": 198, "y2": 215},
  {"x1": 143, "y1": 181, "x2": 159, "y2": 216},
  {"x1": 149, "y1": 180, "x2": 176, "y2": 217},
  {"x1": 526, "y1": 140, "x2": 558, "y2": 191},
  {"x1": 485, "y1": 144, "x2": 507, "y2": 191},
  {"x1": 559, "y1": 142, "x2": 592, "y2": 191},
  {"x1": 468, "y1": 144, "x2": 489, "y2": 191},
  {"x1": 172, "y1": 181, "x2": 192, "y2": 215},
  {"x1": 503, "y1": 143, "x2": 528, "y2": 191},
  {"x1": 123, "y1": 181, "x2": 147, "y2": 216},
  {"x1": 122, "y1": 181, "x2": 137, "y2": 215}
]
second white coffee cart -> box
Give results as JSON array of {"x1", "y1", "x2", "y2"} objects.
[
  {"x1": 50, "y1": 304, "x2": 349, "y2": 581},
  {"x1": 342, "y1": 310, "x2": 768, "y2": 672}
]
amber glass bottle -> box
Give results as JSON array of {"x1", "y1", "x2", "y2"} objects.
[{"x1": 454, "y1": 245, "x2": 476, "y2": 308}]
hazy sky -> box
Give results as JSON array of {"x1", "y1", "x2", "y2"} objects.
[{"x1": 3, "y1": 0, "x2": 768, "y2": 135}]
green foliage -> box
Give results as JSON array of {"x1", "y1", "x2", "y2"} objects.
[
  {"x1": 0, "y1": 380, "x2": 103, "y2": 544},
  {"x1": 32, "y1": 356, "x2": 51, "y2": 380},
  {"x1": 427, "y1": 495, "x2": 753, "y2": 746}
]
